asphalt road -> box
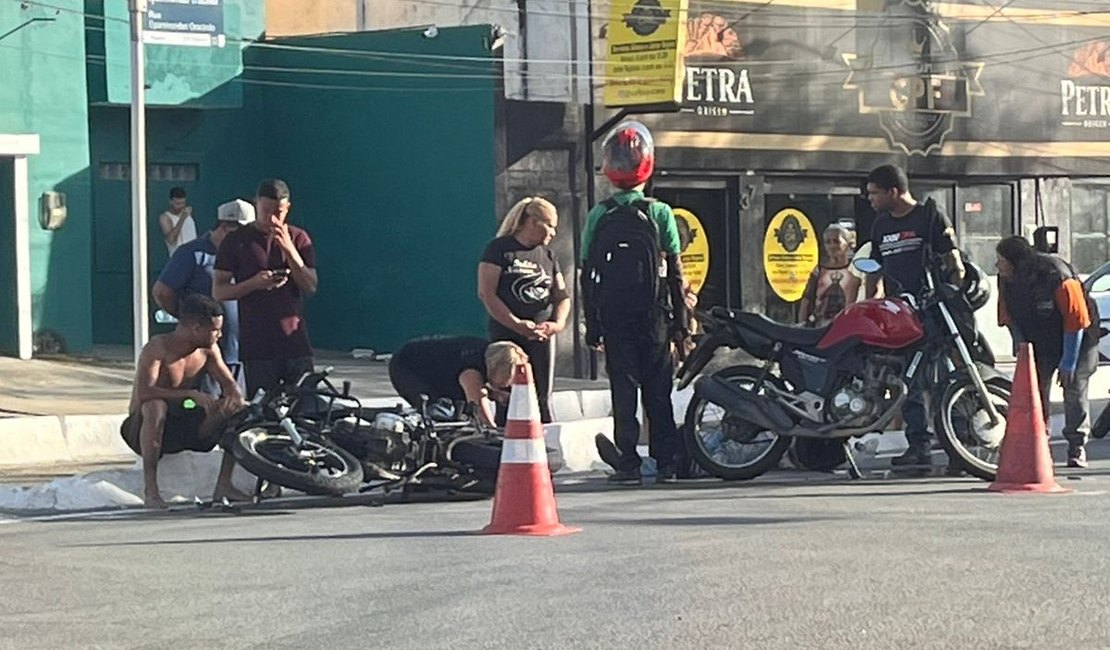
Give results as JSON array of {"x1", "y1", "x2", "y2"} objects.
[{"x1": 4, "y1": 449, "x2": 1110, "y2": 650}]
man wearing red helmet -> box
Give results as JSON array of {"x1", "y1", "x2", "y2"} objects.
[{"x1": 580, "y1": 121, "x2": 690, "y2": 486}]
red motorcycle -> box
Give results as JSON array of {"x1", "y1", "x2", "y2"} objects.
[{"x1": 676, "y1": 258, "x2": 1011, "y2": 481}]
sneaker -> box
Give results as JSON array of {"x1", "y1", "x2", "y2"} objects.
[
  {"x1": 607, "y1": 468, "x2": 642, "y2": 486},
  {"x1": 656, "y1": 464, "x2": 678, "y2": 484},
  {"x1": 891, "y1": 446, "x2": 932, "y2": 468},
  {"x1": 1067, "y1": 446, "x2": 1088, "y2": 469}
]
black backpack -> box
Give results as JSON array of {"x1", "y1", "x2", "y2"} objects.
[{"x1": 583, "y1": 199, "x2": 663, "y2": 331}]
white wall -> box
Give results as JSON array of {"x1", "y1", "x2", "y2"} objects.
[{"x1": 348, "y1": 0, "x2": 590, "y2": 100}]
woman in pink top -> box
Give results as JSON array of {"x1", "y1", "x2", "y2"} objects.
[{"x1": 799, "y1": 224, "x2": 861, "y2": 327}]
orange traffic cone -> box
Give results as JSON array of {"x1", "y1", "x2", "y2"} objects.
[
  {"x1": 482, "y1": 363, "x2": 580, "y2": 536},
  {"x1": 988, "y1": 343, "x2": 1070, "y2": 494}
]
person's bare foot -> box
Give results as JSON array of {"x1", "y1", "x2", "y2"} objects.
[
  {"x1": 212, "y1": 486, "x2": 253, "y2": 503},
  {"x1": 144, "y1": 492, "x2": 168, "y2": 510}
]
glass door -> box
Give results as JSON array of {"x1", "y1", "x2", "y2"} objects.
[
  {"x1": 761, "y1": 178, "x2": 871, "y2": 323},
  {"x1": 955, "y1": 181, "x2": 1017, "y2": 360},
  {"x1": 653, "y1": 179, "x2": 739, "y2": 309}
]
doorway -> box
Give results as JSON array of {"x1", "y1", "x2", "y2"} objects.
[
  {"x1": 761, "y1": 178, "x2": 872, "y2": 323},
  {"x1": 0, "y1": 158, "x2": 14, "y2": 355},
  {"x1": 955, "y1": 181, "x2": 1016, "y2": 359},
  {"x1": 653, "y1": 179, "x2": 740, "y2": 310}
]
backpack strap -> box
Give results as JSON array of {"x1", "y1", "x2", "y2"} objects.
[
  {"x1": 596, "y1": 197, "x2": 660, "y2": 246},
  {"x1": 602, "y1": 197, "x2": 655, "y2": 215}
]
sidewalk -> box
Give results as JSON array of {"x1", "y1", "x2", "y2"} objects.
[
  {"x1": 2, "y1": 345, "x2": 1108, "y2": 481},
  {"x1": 0, "y1": 345, "x2": 612, "y2": 418},
  {"x1": 0, "y1": 346, "x2": 617, "y2": 472}
]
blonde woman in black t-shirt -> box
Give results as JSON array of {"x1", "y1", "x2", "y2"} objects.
[
  {"x1": 389, "y1": 337, "x2": 528, "y2": 428},
  {"x1": 477, "y1": 197, "x2": 570, "y2": 423}
]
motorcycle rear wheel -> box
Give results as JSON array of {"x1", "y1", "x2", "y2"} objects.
[
  {"x1": 935, "y1": 376, "x2": 1012, "y2": 481},
  {"x1": 230, "y1": 425, "x2": 364, "y2": 496},
  {"x1": 683, "y1": 366, "x2": 792, "y2": 481}
]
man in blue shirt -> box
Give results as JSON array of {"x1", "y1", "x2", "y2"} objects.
[{"x1": 154, "y1": 199, "x2": 255, "y2": 387}]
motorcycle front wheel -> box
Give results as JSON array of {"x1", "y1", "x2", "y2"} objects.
[
  {"x1": 683, "y1": 365, "x2": 792, "y2": 481},
  {"x1": 935, "y1": 376, "x2": 1012, "y2": 481},
  {"x1": 230, "y1": 425, "x2": 365, "y2": 496}
]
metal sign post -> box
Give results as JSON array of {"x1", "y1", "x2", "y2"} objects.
[{"x1": 129, "y1": 0, "x2": 149, "y2": 364}]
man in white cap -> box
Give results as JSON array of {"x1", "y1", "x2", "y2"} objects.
[{"x1": 154, "y1": 199, "x2": 255, "y2": 388}]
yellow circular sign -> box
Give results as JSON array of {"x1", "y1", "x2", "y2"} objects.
[
  {"x1": 672, "y1": 208, "x2": 710, "y2": 295},
  {"x1": 763, "y1": 208, "x2": 819, "y2": 302}
]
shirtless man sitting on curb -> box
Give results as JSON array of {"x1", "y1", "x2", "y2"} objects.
[{"x1": 121, "y1": 294, "x2": 249, "y2": 508}]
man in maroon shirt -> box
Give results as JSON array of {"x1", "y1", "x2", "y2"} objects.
[{"x1": 213, "y1": 179, "x2": 319, "y2": 396}]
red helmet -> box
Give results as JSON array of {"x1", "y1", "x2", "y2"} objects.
[{"x1": 601, "y1": 121, "x2": 655, "y2": 189}]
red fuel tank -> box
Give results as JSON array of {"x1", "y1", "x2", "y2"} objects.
[{"x1": 817, "y1": 298, "x2": 925, "y2": 350}]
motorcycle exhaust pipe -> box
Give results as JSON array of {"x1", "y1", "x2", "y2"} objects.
[{"x1": 693, "y1": 375, "x2": 795, "y2": 433}]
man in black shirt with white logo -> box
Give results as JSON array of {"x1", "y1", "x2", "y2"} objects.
[{"x1": 865, "y1": 164, "x2": 965, "y2": 467}]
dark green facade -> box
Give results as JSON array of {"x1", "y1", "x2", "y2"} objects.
[
  {"x1": 0, "y1": 0, "x2": 94, "y2": 353},
  {"x1": 2, "y1": 0, "x2": 499, "y2": 355}
]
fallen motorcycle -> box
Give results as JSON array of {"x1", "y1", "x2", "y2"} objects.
[{"x1": 223, "y1": 368, "x2": 562, "y2": 498}]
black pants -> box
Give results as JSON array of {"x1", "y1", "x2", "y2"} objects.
[
  {"x1": 604, "y1": 330, "x2": 678, "y2": 471},
  {"x1": 388, "y1": 355, "x2": 441, "y2": 409},
  {"x1": 120, "y1": 403, "x2": 213, "y2": 457},
  {"x1": 490, "y1": 323, "x2": 554, "y2": 424},
  {"x1": 903, "y1": 371, "x2": 932, "y2": 450},
  {"x1": 245, "y1": 356, "x2": 315, "y2": 398}
]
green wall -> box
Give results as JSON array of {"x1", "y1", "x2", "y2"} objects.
[
  {"x1": 87, "y1": 0, "x2": 264, "y2": 108},
  {"x1": 88, "y1": 105, "x2": 259, "y2": 344},
  {"x1": 0, "y1": 0, "x2": 93, "y2": 351},
  {"x1": 245, "y1": 27, "x2": 499, "y2": 352},
  {"x1": 85, "y1": 0, "x2": 264, "y2": 343},
  {"x1": 84, "y1": 21, "x2": 499, "y2": 352}
]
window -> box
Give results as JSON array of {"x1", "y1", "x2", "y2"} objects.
[
  {"x1": 98, "y1": 163, "x2": 198, "y2": 182},
  {"x1": 1088, "y1": 266, "x2": 1110, "y2": 293},
  {"x1": 1070, "y1": 183, "x2": 1110, "y2": 274},
  {"x1": 956, "y1": 184, "x2": 1013, "y2": 270}
]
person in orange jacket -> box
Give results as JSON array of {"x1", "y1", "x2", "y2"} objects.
[{"x1": 996, "y1": 236, "x2": 1100, "y2": 467}]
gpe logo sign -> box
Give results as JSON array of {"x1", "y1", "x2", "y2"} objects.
[{"x1": 622, "y1": 0, "x2": 671, "y2": 37}]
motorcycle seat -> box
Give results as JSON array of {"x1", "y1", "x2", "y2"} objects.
[{"x1": 734, "y1": 312, "x2": 829, "y2": 348}]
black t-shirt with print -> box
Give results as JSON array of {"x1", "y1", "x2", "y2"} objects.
[
  {"x1": 481, "y1": 235, "x2": 560, "y2": 324},
  {"x1": 869, "y1": 200, "x2": 956, "y2": 295}
]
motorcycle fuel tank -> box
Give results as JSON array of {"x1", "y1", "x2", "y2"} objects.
[{"x1": 817, "y1": 298, "x2": 924, "y2": 350}]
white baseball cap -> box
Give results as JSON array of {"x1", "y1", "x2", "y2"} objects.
[{"x1": 217, "y1": 199, "x2": 255, "y2": 225}]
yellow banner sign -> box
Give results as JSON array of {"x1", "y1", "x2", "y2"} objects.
[
  {"x1": 604, "y1": 0, "x2": 688, "y2": 107},
  {"x1": 764, "y1": 208, "x2": 819, "y2": 302},
  {"x1": 672, "y1": 207, "x2": 709, "y2": 295}
]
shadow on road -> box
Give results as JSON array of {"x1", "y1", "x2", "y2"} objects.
[
  {"x1": 590, "y1": 515, "x2": 830, "y2": 527},
  {"x1": 11, "y1": 490, "x2": 493, "y2": 523},
  {"x1": 556, "y1": 474, "x2": 989, "y2": 499},
  {"x1": 68, "y1": 529, "x2": 479, "y2": 547}
]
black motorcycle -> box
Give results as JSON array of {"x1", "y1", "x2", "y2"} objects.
[{"x1": 223, "y1": 368, "x2": 561, "y2": 498}]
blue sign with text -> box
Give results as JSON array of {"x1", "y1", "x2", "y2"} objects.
[{"x1": 144, "y1": 0, "x2": 225, "y2": 48}]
